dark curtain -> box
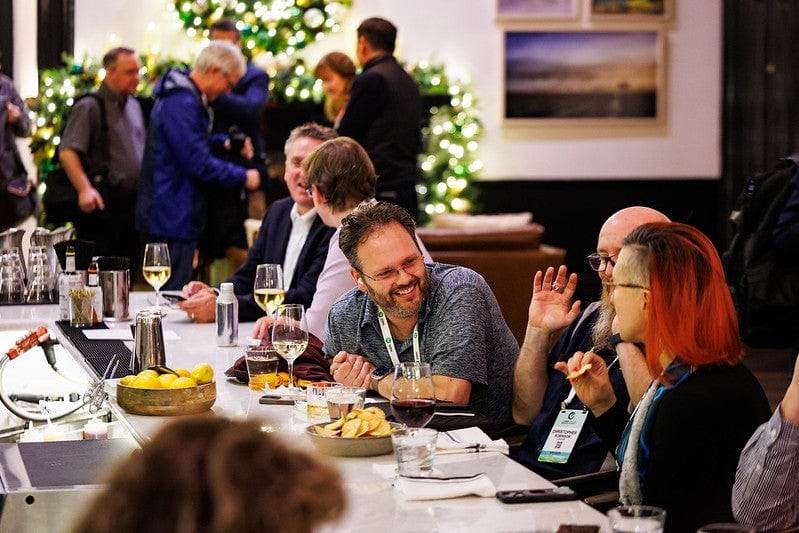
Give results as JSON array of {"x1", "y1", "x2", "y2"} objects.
[
  {"x1": 0, "y1": 1, "x2": 13, "y2": 77},
  {"x1": 37, "y1": 0, "x2": 74, "y2": 69}
]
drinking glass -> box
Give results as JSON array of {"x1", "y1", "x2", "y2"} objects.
[
  {"x1": 607, "y1": 505, "x2": 666, "y2": 533},
  {"x1": 390, "y1": 362, "x2": 436, "y2": 428},
  {"x1": 253, "y1": 263, "x2": 285, "y2": 318},
  {"x1": 271, "y1": 304, "x2": 308, "y2": 390},
  {"x1": 142, "y1": 243, "x2": 171, "y2": 314}
]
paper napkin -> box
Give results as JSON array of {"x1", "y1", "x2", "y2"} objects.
[
  {"x1": 436, "y1": 427, "x2": 509, "y2": 455},
  {"x1": 394, "y1": 473, "x2": 496, "y2": 500}
]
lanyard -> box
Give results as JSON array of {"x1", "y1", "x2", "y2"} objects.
[{"x1": 377, "y1": 306, "x2": 420, "y2": 366}]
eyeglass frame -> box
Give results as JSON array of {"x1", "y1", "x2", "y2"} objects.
[
  {"x1": 357, "y1": 255, "x2": 424, "y2": 283},
  {"x1": 603, "y1": 281, "x2": 649, "y2": 291},
  {"x1": 305, "y1": 184, "x2": 314, "y2": 197},
  {"x1": 587, "y1": 253, "x2": 618, "y2": 272}
]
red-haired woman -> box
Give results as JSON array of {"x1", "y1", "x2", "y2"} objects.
[{"x1": 557, "y1": 222, "x2": 771, "y2": 532}]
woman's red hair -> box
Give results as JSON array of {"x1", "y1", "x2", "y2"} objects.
[{"x1": 623, "y1": 222, "x2": 742, "y2": 379}]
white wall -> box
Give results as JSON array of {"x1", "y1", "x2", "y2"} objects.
[{"x1": 67, "y1": 0, "x2": 722, "y2": 181}]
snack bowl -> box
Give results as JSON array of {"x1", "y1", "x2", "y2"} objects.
[
  {"x1": 305, "y1": 421, "x2": 404, "y2": 457},
  {"x1": 116, "y1": 381, "x2": 216, "y2": 416}
]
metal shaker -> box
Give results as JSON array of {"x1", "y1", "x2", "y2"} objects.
[
  {"x1": 98, "y1": 256, "x2": 131, "y2": 321},
  {"x1": 131, "y1": 309, "x2": 166, "y2": 374}
]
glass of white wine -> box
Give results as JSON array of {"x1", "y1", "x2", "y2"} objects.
[
  {"x1": 254, "y1": 263, "x2": 285, "y2": 318},
  {"x1": 271, "y1": 304, "x2": 308, "y2": 390},
  {"x1": 142, "y1": 242, "x2": 171, "y2": 315}
]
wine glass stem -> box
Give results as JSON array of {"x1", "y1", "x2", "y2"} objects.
[{"x1": 287, "y1": 359, "x2": 295, "y2": 389}]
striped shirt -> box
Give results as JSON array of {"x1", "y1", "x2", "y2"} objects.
[{"x1": 733, "y1": 407, "x2": 799, "y2": 529}]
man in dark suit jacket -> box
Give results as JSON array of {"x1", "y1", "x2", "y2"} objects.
[
  {"x1": 337, "y1": 17, "x2": 423, "y2": 220},
  {"x1": 178, "y1": 123, "x2": 337, "y2": 322}
]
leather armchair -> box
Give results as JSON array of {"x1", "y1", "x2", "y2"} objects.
[{"x1": 416, "y1": 223, "x2": 567, "y2": 344}]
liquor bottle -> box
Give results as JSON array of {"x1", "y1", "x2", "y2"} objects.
[
  {"x1": 87, "y1": 257, "x2": 103, "y2": 323},
  {"x1": 58, "y1": 245, "x2": 83, "y2": 321},
  {"x1": 216, "y1": 282, "x2": 238, "y2": 346}
]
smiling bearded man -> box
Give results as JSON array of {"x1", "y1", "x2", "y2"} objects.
[{"x1": 323, "y1": 201, "x2": 519, "y2": 427}]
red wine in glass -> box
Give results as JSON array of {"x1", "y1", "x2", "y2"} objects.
[
  {"x1": 391, "y1": 398, "x2": 436, "y2": 427},
  {"x1": 390, "y1": 362, "x2": 436, "y2": 428}
]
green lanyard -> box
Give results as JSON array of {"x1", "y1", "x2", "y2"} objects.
[{"x1": 376, "y1": 307, "x2": 420, "y2": 366}]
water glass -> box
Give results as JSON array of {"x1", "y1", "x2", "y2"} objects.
[
  {"x1": 244, "y1": 345, "x2": 279, "y2": 391},
  {"x1": 307, "y1": 382, "x2": 340, "y2": 423},
  {"x1": 26, "y1": 246, "x2": 53, "y2": 303},
  {"x1": 0, "y1": 250, "x2": 26, "y2": 304},
  {"x1": 326, "y1": 386, "x2": 366, "y2": 419},
  {"x1": 607, "y1": 505, "x2": 666, "y2": 533},
  {"x1": 391, "y1": 427, "x2": 438, "y2": 477}
]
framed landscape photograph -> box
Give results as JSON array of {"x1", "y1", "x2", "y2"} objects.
[
  {"x1": 590, "y1": 0, "x2": 673, "y2": 21},
  {"x1": 496, "y1": 0, "x2": 580, "y2": 21},
  {"x1": 503, "y1": 29, "x2": 666, "y2": 126}
]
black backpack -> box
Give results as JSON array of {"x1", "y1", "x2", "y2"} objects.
[{"x1": 723, "y1": 154, "x2": 799, "y2": 348}]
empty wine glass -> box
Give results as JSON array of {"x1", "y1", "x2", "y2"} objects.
[
  {"x1": 390, "y1": 362, "x2": 436, "y2": 428},
  {"x1": 142, "y1": 243, "x2": 171, "y2": 314},
  {"x1": 271, "y1": 304, "x2": 308, "y2": 390},
  {"x1": 253, "y1": 263, "x2": 285, "y2": 319}
]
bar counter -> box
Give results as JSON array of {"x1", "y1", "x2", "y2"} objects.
[{"x1": 0, "y1": 293, "x2": 611, "y2": 532}]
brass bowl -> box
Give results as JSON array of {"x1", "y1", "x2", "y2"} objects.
[
  {"x1": 116, "y1": 381, "x2": 216, "y2": 416},
  {"x1": 305, "y1": 421, "x2": 403, "y2": 457}
]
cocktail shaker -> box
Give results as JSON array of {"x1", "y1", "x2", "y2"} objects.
[{"x1": 131, "y1": 309, "x2": 166, "y2": 374}]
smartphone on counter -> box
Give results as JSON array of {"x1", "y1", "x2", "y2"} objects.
[
  {"x1": 495, "y1": 486, "x2": 579, "y2": 504},
  {"x1": 161, "y1": 292, "x2": 186, "y2": 303}
]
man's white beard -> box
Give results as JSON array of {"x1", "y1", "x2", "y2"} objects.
[{"x1": 591, "y1": 287, "x2": 615, "y2": 351}]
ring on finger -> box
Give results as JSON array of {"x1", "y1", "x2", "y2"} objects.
[{"x1": 551, "y1": 283, "x2": 565, "y2": 294}]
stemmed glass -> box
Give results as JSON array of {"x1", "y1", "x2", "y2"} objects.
[
  {"x1": 271, "y1": 304, "x2": 308, "y2": 390},
  {"x1": 142, "y1": 243, "x2": 171, "y2": 315},
  {"x1": 390, "y1": 362, "x2": 436, "y2": 428},
  {"x1": 254, "y1": 263, "x2": 285, "y2": 319}
]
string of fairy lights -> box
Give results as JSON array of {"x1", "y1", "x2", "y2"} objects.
[{"x1": 27, "y1": 0, "x2": 482, "y2": 220}]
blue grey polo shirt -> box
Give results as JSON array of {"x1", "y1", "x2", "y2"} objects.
[{"x1": 324, "y1": 263, "x2": 519, "y2": 426}]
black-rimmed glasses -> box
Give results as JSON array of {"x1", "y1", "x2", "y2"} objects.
[
  {"x1": 587, "y1": 253, "x2": 618, "y2": 272},
  {"x1": 359, "y1": 255, "x2": 424, "y2": 283}
]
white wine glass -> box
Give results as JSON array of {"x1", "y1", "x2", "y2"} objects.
[
  {"x1": 390, "y1": 362, "x2": 436, "y2": 428},
  {"x1": 254, "y1": 263, "x2": 285, "y2": 319},
  {"x1": 142, "y1": 243, "x2": 171, "y2": 315},
  {"x1": 271, "y1": 304, "x2": 308, "y2": 390}
]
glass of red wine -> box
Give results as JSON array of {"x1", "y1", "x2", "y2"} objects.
[{"x1": 390, "y1": 362, "x2": 436, "y2": 428}]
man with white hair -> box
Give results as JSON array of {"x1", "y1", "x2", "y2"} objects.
[
  {"x1": 513, "y1": 206, "x2": 670, "y2": 480},
  {"x1": 136, "y1": 40, "x2": 261, "y2": 289}
]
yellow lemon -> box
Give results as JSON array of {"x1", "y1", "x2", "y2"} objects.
[
  {"x1": 157, "y1": 373, "x2": 178, "y2": 387},
  {"x1": 119, "y1": 375, "x2": 136, "y2": 386},
  {"x1": 132, "y1": 374, "x2": 162, "y2": 389},
  {"x1": 190, "y1": 363, "x2": 214, "y2": 385},
  {"x1": 174, "y1": 368, "x2": 191, "y2": 378},
  {"x1": 136, "y1": 369, "x2": 159, "y2": 380},
  {"x1": 169, "y1": 376, "x2": 197, "y2": 389}
]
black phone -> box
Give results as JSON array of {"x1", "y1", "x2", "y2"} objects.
[
  {"x1": 495, "y1": 487, "x2": 579, "y2": 504},
  {"x1": 259, "y1": 396, "x2": 296, "y2": 405},
  {"x1": 161, "y1": 293, "x2": 186, "y2": 302}
]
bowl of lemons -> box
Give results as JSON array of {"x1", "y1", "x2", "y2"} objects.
[{"x1": 116, "y1": 363, "x2": 216, "y2": 416}]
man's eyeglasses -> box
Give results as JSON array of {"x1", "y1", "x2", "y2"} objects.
[
  {"x1": 359, "y1": 255, "x2": 424, "y2": 283},
  {"x1": 587, "y1": 253, "x2": 618, "y2": 272},
  {"x1": 305, "y1": 185, "x2": 314, "y2": 197},
  {"x1": 603, "y1": 281, "x2": 649, "y2": 292}
]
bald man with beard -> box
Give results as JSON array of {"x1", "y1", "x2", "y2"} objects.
[{"x1": 512, "y1": 206, "x2": 670, "y2": 480}]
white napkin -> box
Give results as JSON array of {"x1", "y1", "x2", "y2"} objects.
[
  {"x1": 394, "y1": 473, "x2": 496, "y2": 500},
  {"x1": 436, "y1": 427, "x2": 509, "y2": 455}
]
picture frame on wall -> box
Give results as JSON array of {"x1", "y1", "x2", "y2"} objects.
[
  {"x1": 590, "y1": 0, "x2": 673, "y2": 21},
  {"x1": 496, "y1": 0, "x2": 580, "y2": 21},
  {"x1": 503, "y1": 29, "x2": 666, "y2": 126}
]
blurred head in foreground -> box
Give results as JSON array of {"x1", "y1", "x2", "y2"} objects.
[{"x1": 72, "y1": 416, "x2": 346, "y2": 533}]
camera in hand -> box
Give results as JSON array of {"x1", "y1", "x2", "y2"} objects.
[{"x1": 228, "y1": 125, "x2": 246, "y2": 154}]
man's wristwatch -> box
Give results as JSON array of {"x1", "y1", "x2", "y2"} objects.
[{"x1": 370, "y1": 367, "x2": 392, "y2": 392}]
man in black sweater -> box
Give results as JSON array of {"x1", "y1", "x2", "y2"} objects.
[{"x1": 337, "y1": 17, "x2": 423, "y2": 220}]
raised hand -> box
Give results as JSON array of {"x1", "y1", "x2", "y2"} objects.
[{"x1": 528, "y1": 265, "x2": 581, "y2": 335}]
